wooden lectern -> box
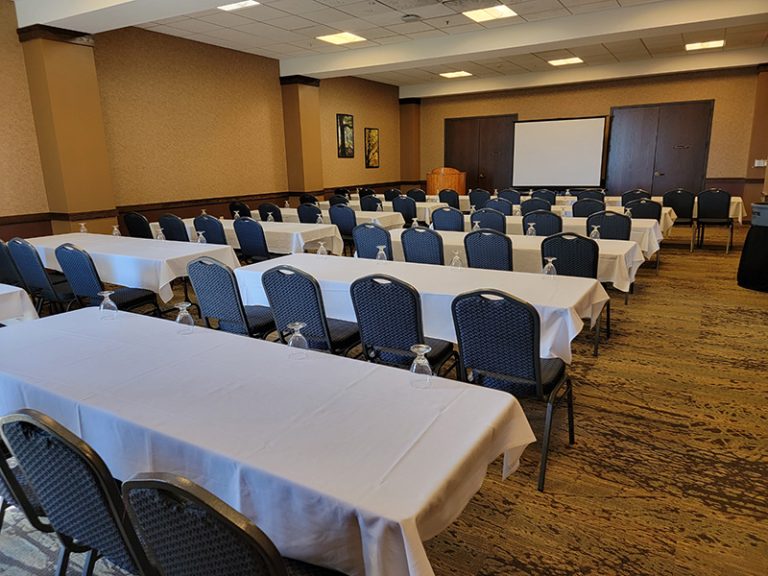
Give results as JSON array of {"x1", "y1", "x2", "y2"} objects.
[{"x1": 426, "y1": 167, "x2": 466, "y2": 196}]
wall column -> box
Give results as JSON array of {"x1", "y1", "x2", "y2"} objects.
[
  {"x1": 280, "y1": 75, "x2": 324, "y2": 198},
  {"x1": 399, "y1": 98, "x2": 421, "y2": 184},
  {"x1": 746, "y1": 65, "x2": 768, "y2": 208},
  {"x1": 19, "y1": 25, "x2": 117, "y2": 234}
]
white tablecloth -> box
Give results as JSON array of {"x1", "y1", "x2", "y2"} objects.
[
  {"x1": 549, "y1": 205, "x2": 676, "y2": 235},
  {"x1": 279, "y1": 208, "x2": 404, "y2": 230},
  {"x1": 0, "y1": 284, "x2": 38, "y2": 323},
  {"x1": 460, "y1": 216, "x2": 662, "y2": 259},
  {"x1": 26, "y1": 233, "x2": 239, "y2": 302},
  {"x1": 235, "y1": 253, "x2": 609, "y2": 364},
  {"x1": 598, "y1": 196, "x2": 745, "y2": 223},
  {"x1": 390, "y1": 229, "x2": 643, "y2": 293},
  {"x1": 0, "y1": 309, "x2": 536, "y2": 576},
  {"x1": 319, "y1": 200, "x2": 446, "y2": 224},
  {"x1": 150, "y1": 219, "x2": 344, "y2": 256}
]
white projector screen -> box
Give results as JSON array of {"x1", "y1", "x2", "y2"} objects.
[{"x1": 513, "y1": 117, "x2": 606, "y2": 187}]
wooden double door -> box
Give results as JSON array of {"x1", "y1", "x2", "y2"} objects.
[
  {"x1": 606, "y1": 100, "x2": 713, "y2": 195},
  {"x1": 444, "y1": 114, "x2": 516, "y2": 192}
]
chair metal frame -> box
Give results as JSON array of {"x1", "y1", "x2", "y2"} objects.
[
  {"x1": 7, "y1": 238, "x2": 76, "y2": 314},
  {"x1": 234, "y1": 217, "x2": 272, "y2": 263},
  {"x1": 123, "y1": 212, "x2": 154, "y2": 239},
  {"x1": 520, "y1": 197, "x2": 551, "y2": 216},
  {"x1": 158, "y1": 214, "x2": 190, "y2": 242},
  {"x1": 258, "y1": 203, "x2": 283, "y2": 223},
  {"x1": 522, "y1": 210, "x2": 563, "y2": 237},
  {"x1": 352, "y1": 223, "x2": 392, "y2": 260},
  {"x1": 431, "y1": 207, "x2": 464, "y2": 232},
  {"x1": 571, "y1": 198, "x2": 605, "y2": 218},
  {"x1": 695, "y1": 188, "x2": 734, "y2": 254},
  {"x1": 470, "y1": 208, "x2": 506, "y2": 233},
  {"x1": 193, "y1": 214, "x2": 228, "y2": 245},
  {"x1": 468, "y1": 188, "x2": 491, "y2": 210},
  {"x1": 438, "y1": 189, "x2": 460, "y2": 209},
  {"x1": 464, "y1": 229, "x2": 513, "y2": 271},
  {"x1": 401, "y1": 227, "x2": 444, "y2": 265}
]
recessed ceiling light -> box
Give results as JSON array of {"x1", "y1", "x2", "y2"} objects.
[
  {"x1": 217, "y1": 1, "x2": 260, "y2": 11},
  {"x1": 685, "y1": 40, "x2": 725, "y2": 51},
  {"x1": 316, "y1": 32, "x2": 367, "y2": 45},
  {"x1": 463, "y1": 5, "x2": 517, "y2": 24},
  {"x1": 548, "y1": 57, "x2": 584, "y2": 66},
  {"x1": 440, "y1": 71, "x2": 473, "y2": 78}
]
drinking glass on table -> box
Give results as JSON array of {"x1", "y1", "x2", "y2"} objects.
[
  {"x1": 410, "y1": 344, "x2": 433, "y2": 388},
  {"x1": 79, "y1": 223, "x2": 88, "y2": 233},
  {"x1": 376, "y1": 245, "x2": 387, "y2": 262},
  {"x1": 234, "y1": 210, "x2": 240, "y2": 220},
  {"x1": 284, "y1": 200, "x2": 290, "y2": 208},
  {"x1": 316, "y1": 214, "x2": 323, "y2": 224},
  {"x1": 317, "y1": 241, "x2": 328, "y2": 256},
  {"x1": 175, "y1": 302, "x2": 195, "y2": 334},
  {"x1": 377, "y1": 203, "x2": 383, "y2": 212},
  {"x1": 450, "y1": 250, "x2": 463, "y2": 268},
  {"x1": 98, "y1": 290, "x2": 118, "y2": 320},
  {"x1": 286, "y1": 321, "x2": 309, "y2": 359},
  {"x1": 200, "y1": 209, "x2": 207, "y2": 216},
  {"x1": 112, "y1": 225, "x2": 121, "y2": 237},
  {"x1": 590, "y1": 225, "x2": 601, "y2": 239},
  {"x1": 156, "y1": 227, "x2": 166, "y2": 241},
  {"x1": 267, "y1": 212, "x2": 275, "y2": 222},
  {"x1": 513, "y1": 205, "x2": 521, "y2": 216},
  {"x1": 526, "y1": 222, "x2": 536, "y2": 236},
  {"x1": 543, "y1": 257, "x2": 557, "y2": 276},
  {"x1": 624, "y1": 208, "x2": 632, "y2": 218},
  {"x1": 196, "y1": 231, "x2": 207, "y2": 244},
  {"x1": 472, "y1": 220, "x2": 480, "y2": 231}
]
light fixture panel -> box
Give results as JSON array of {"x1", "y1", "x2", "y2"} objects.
[
  {"x1": 548, "y1": 57, "x2": 584, "y2": 66},
  {"x1": 217, "y1": 1, "x2": 260, "y2": 11},
  {"x1": 685, "y1": 40, "x2": 725, "y2": 51},
  {"x1": 316, "y1": 32, "x2": 367, "y2": 45}
]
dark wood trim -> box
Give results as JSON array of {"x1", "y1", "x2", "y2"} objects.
[
  {"x1": 17, "y1": 24, "x2": 94, "y2": 46},
  {"x1": 119, "y1": 191, "x2": 289, "y2": 214},
  {"x1": 280, "y1": 75, "x2": 320, "y2": 87},
  {"x1": 399, "y1": 98, "x2": 421, "y2": 105},
  {"x1": 0, "y1": 213, "x2": 52, "y2": 239},
  {"x1": 610, "y1": 99, "x2": 715, "y2": 114},
  {"x1": 0, "y1": 213, "x2": 50, "y2": 225},
  {"x1": 49, "y1": 209, "x2": 119, "y2": 221},
  {"x1": 705, "y1": 177, "x2": 764, "y2": 184}
]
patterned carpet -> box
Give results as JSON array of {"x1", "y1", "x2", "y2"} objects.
[{"x1": 1, "y1": 225, "x2": 766, "y2": 575}]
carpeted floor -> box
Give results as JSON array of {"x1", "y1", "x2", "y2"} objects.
[{"x1": 1, "y1": 225, "x2": 766, "y2": 575}]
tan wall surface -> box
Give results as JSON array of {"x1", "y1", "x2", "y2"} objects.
[
  {"x1": 0, "y1": 0, "x2": 48, "y2": 216},
  {"x1": 93, "y1": 27, "x2": 288, "y2": 206},
  {"x1": 319, "y1": 77, "x2": 400, "y2": 187},
  {"x1": 420, "y1": 69, "x2": 758, "y2": 179}
]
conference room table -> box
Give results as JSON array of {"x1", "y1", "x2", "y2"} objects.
[
  {"x1": 319, "y1": 200, "x2": 447, "y2": 224},
  {"x1": 0, "y1": 283, "x2": 38, "y2": 323},
  {"x1": 150, "y1": 218, "x2": 344, "y2": 256},
  {"x1": 278, "y1": 207, "x2": 405, "y2": 230},
  {"x1": 236, "y1": 253, "x2": 609, "y2": 364},
  {"x1": 389, "y1": 229, "x2": 643, "y2": 293},
  {"x1": 26, "y1": 232, "x2": 239, "y2": 302},
  {"x1": 549, "y1": 205, "x2": 677, "y2": 235},
  {"x1": 459, "y1": 215, "x2": 662, "y2": 259},
  {"x1": 0, "y1": 308, "x2": 536, "y2": 576}
]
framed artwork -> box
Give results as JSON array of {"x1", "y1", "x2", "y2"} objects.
[
  {"x1": 364, "y1": 128, "x2": 380, "y2": 168},
  {"x1": 336, "y1": 114, "x2": 354, "y2": 158}
]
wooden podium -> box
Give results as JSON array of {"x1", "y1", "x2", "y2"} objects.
[{"x1": 426, "y1": 167, "x2": 466, "y2": 196}]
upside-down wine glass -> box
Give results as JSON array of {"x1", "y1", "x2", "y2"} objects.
[
  {"x1": 112, "y1": 225, "x2": 121, "y2": 237},
  {"x1": 201, "y1": 209, "x2": 207, "y2": 216},
  {"x1": 79, "y1": 223, "x2": 88, "y2": 233},
  {"x1": 267, "y1": 212, "x2": 275, "y2": 222},
  {"x1": 317, "y1": 241, "x2": 328, "y2": 256},
  {"x1": 287, "y1": 321, "x2": 309, "y2": 359},
  {"x1": 377, "y1": 203, "x2": 383, "y2": 212},
  {"x1": 590, "y1": 225, "x2": 601, "y2": 239},
  {"x1": 513, "y1": 205, "x2": 521, "y2": 216},
  {"x1": 543, "y1": 257, "x2": 557, "y2": 276},
  {"x1": 156, "y1": 227, "x2": 166, "y2": 241},
  {"x1": 175, "y1": 302, "x2": 195, "y2": 334},
  {"x1": 625, "y1": 208, "x2": 633, "y2": 218},
  {"x1": 284, "y1": 200, "x2": 290, "y2": 208},
  {"x1": 472, "y1": 220, "x2": 480, "y2": 231},
  {"x1": 196, "y1": 230, "x2": 207, "y2": 244},
  {"x1": 376, "y1": 245, "x2": 388, "y2": 262},
  {"x1": 450, "y1": 250, "x2": 463, "y2": 268},
  {"x1": 316, "y1": 214, "x2": 323, "y2": 224},
  {"x1": 526, "y1": 222, "x2": 536, "y2": 236},
  {"x1": 234, "y1": 210, "x2": 241, "y2": 219},
  {"x1": 410, "y1": 344, "x2": 433, "y2": 388},
  {"x1": 98, "y1": 290, "x2": 118, "y2": 320}
]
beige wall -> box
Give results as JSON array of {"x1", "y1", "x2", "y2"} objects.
[
  {"x1": 319, "y1": 77, "x2": 400, "y2": 187},
  {"x1": 93, "y1": 27, "x2": 288, "y2": 206},
  {"x1": 0, "y1": 0, "x2": 48, "y2": 216},
  {"x1": 420, "y1": 69, "x2": 758, "y2": 179}
]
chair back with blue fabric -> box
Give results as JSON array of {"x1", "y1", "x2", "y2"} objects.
[
  {"x1": 329, "y1": 204, "x2": 357, "y2": 237},
  {"x1": 54, "y1": 243, "x2": 103, "y2": 302},
  {"x1": 352, "y1": 223, "x2": 392, "y2": 260},
  {"x1": 0, "y1": 239, "x2": 23, "y2": 287},
  {"x1": 523, "y1": 210, "x2": 562, "y2": 236},
  {"x1": 662, "y1": 188, "x2": 695, "y2": 223},
  {"x1": 402, "y1": 227, "x2": 444, "y2": 265},
  {"x1": 697, "y1": 188, "x2": 731, "y2": 221},
  {"x1": 350, "y1": 275, "x2": 424, "y2": 364},
  {"x1": 532, "y1": 189, "x2": 556, "y2": 205},
  {"x1": 359, "y1": 187, "x2": 376, "y2": 198},
  {"x1": 438, "y1": 189, "x2": 459, "y2": 209},
  {"x1": 485, "y1": 198, "x2": 513, "y2": 215},
  {"x1": 7, "y1": 238, "x2": 62, "y2": 303},
  {"x1": 299, "y1": 193, "x2": 317, "y2": 205},
  {"x1": 194, "y1": 214, "x2": 227, "y2": 245},
  {"x1": 360, "y1": 195, "x2": 382, "y2": 212},
  {"x1": 123, "y1": 212, "x2": 153, "y2": 239},
  {"x1": 470, "y1": 208, "x2": 506, "y2": 233},
  {"x1": 520, "y1": 197, "x2": 551, "y2": 215},
  {"x1": 586, "y1": 211, "x2": 632, "y2": 240},
  {"x1": 258, "y1": 203, "x2": 283, "y2": 222},
  {"x1": 392, "y1": 195, "x2": 417, "y2": 226},
  {"x1": 297, "y1": 203, "x2": 322, "y2": 224},
  {"x1": 624, "y1": 198, "x2": 661, "y2": 221},
  {"x1": 187, "y1": 257, "x2": 250, "y2": 335},
  {"x1": 621, "y1": 189, "x2": 651, "y2": 206},
  {"x1": 384, "y1": 188, "x2": 401, "y2": 201},
  {"x1": 574, "y1": 189, "x2": 605, "y2": 201},
  {"x1": 261, "y1": 265, "x2": 336, "y2": 351},
  {"x1": 498, "y1": 189, "x2": 521, "y2": 205},
  {"x1": 407, "y1": 188, "x2": 426, "y2": 202},
  {"x1": 0, "y1": 409, "x2": 155, "y2": 576},
  {"x1": 541, "y1": 233, "x2": 598, "y2": 279},
  {"x1": 228, "y1": 201, "x2": 252, "y2": 219},
  {"x1": 431, "y1": 207, "x2": 464, "y2": 232},
  {"x1": 335, "y1": 188, "x2": 351, "y2": 199},
  {"x1": 468, "y1": 188, "x2": 491, "y2": 210},
  {"x1": 464, "y1": 229, "x2": 513, "y2": 271},
  {"x1": 571, "y1": 198, "x2": 605, "y2": 217},
  {"x1": 328, "y1": 195, "x2": 349, "y2": 207},
  {"x1": 1, "y1": 435, "x2": 53, "y2": 536},
  {"x1": 123, "y1": 472, "x2": 313, "y2": 576},
  {"x1": 158, "y1": 214, "x2": 190, "y2": 242},
  {"x1": 233, "y1": 217, "x2": 271, "y2": 262}
]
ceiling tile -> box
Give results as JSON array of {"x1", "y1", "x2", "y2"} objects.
[
  {"x1": 386, "y1": 21, "x2": 435, "y2": 34},
  {"x1": 360, "y1": 12, "x2": 411, "y2": 26},
  {"x1": 315, "y1": 0, "x2": 368, "y2": 6},
  {"x1": 424, "y1": 14, "x2": 470, "y2": 28},
  {"x1": 374, "y1": 34, "x2": 410, "y2": 44},
  {"x1": 165, "y1": 19, "x2": 222, "y2": 33},
  {"x1": 566, "y1": 0, "x2": 620, "y2": 14},
  {"x1": 407, "y1": 5, "x2": 457, "y2": 19},
  {"x1": 292, "y1": 24, "x2": 340, "y2": 37},
  {"x1": 535, "y1": 49, "x2": 576, "y2": 59},
  {"x1": 509, "y1": 0, "x2": 567, "y2": 16},
  {"x1": 441, "y1": 23, "x2": 485, "y2": 35},
  {"x1": 604, "y1": 38, "x2": 649, "y2": 54},
  {"x1": 148, "y1": 25, "x2": 198, "y2": 38},
  {"x1": 406, "y1": 29, "x2": 448, "y2": 39},
  {"x1": 227, "y1": 5, "x2": 289, "y2": 20},
  {"x1": 196, "y1": 11, "x2": 254, "y2": 27},
  {"x1": 480, "y1": 16, "x2": 525, "y2": 28},
  {"x1": 268, "y1": 15, "x2": 318, "y2": 30},
  {"x1": 569, "y1": 43, "x2": 611, "y2": 56},
  {"x1": 518, "y1": 8, "x2": 571, "y2": 21},
  {"x1": 340, "y1": 1, "x2": 400, "y2": 18},
  {"x1": 302, "y1": 8, "x2": 357, "y2": 24},
  {"x1": 268, "y1": 0, "x2": 330, "y2": 12}
]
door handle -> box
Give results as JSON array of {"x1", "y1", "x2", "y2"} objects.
[{"x1": 654, "y1": 171, "x2": 665, "y2": 176}]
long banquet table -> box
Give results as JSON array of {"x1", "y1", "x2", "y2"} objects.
[
  {"x1": 389, "y1": 229, "x2": 643, "y2": 293},
  {"x1": 319, "y1": 200, "x2": 447, "y2": 224},
  {"x1": 279, "y1": 208, "x2": 405, "y2": 230},
  {"x1": 26, "y1": 232, "x2": 240, "y2": 302},
  {"x1": 0, "y1": 308, "x2": 536, "y2": 576},
  {"x1": 0, "y1": 283, "x2": 38, "y2": 323},
  {"x1": 552, "y1": 195, "x2": 745, "y2": 223},
  {"x1": 235, "y1": 253, "x2": 609, "y2": 364},
  {"x1": 460, "y1": 215, "x2": 662, "y2": 259},
  {"x1": 150, "y1": 218, "x2": 344, "y2": 256}
]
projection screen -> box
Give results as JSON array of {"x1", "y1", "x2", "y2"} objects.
[{"x1": 512, "y1": 117, "x2": 606, "y2": 187}]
